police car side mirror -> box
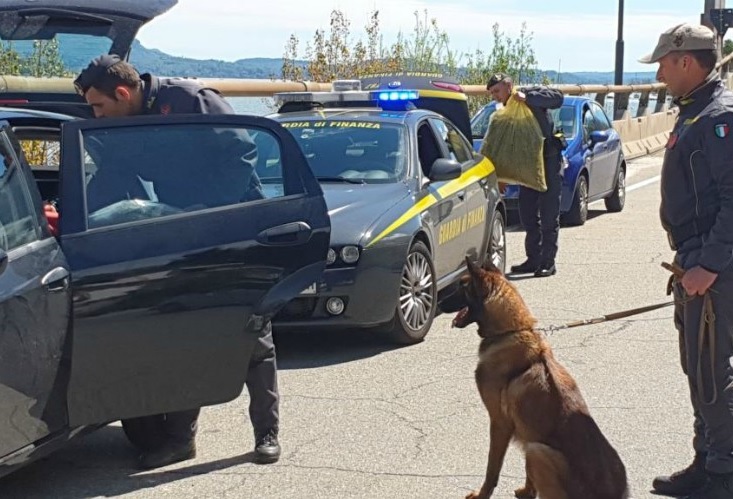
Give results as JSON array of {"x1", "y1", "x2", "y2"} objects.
[
  {"x1": 589, "y1": 130, "x2": 609, "y2": 145},
  {"x1": 429, "y1": 158, "x2": 462, "y2": 182}
]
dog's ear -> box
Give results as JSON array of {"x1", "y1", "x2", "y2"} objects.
[
  {"x1": 465, "y1": 256, "x2": 488, "y2": 297},
  {"x1": 481, "y1": 259, "x2": 499, "y2": 273},
  {"x1": 465, "y1": 256, "x2": 482, "y2": 277}
]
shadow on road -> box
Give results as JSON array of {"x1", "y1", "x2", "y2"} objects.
[{"x1": 0, "y1": 426, "x2": 261, "y2": 499}]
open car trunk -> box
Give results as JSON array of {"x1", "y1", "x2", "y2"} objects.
[{"x1": 0, "y1": 0, "x2": 178, "y2": 117}]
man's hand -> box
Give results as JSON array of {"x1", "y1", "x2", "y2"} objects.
[
  {"x1": 681, "y1": 265, "x2": 718, "y2": 296},
  {"x1": 513, "y1": 91, "x2": 526, "y2": 102}
]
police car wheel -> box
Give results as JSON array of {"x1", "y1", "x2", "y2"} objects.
[
  {"x1": 563, "y1": 174, "x2": 588, "y2": 226},
  {"x1": 387, "y1": 241, "x2": 437, "y2": 344},
  {"x1": 486, "y1": 210, "x2": 506, "y2": 274},
  {"x1": 604, "y1": 167, "x2": 626, "y2": 213},
  {"x1": 121, "y1": 415, "x2": 168, "y2": 452}
]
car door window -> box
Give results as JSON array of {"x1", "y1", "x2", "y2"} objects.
[
  {"x1": 470, "y1": 104, "x2": 495, "y2": 139},
  {"x1": 582, "y1": 107, "x2": 596, "y2": 140},
  {"x1": 430, "y1": 118, "x2": 472, "y2": 163},
  {"x1": 0, "y1": 134, "x2": 38, "y2": 251},
  {"x1": 81, "y1": 124, "x2": 294, "y2": 229},
  {"x1": 417, "y1": 121, "x2": 444, "y2": 177},
  {"x1": 590, "y1": 102, "x2": 613, "y2": 130}
]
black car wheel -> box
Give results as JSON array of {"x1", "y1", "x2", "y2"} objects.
[
  {"x1": 604, "y1": 167, "x2": 626, "y2": 212},
  {"x1": 563, "y1": 174, "x2": 588, "y2": 226},
  {"x1": 486, "y1": 209, "x2": 506, "y2": 274},
  {"x1": 121, "y1": 415, "x2": 168, "y2": 452},
  {"x1": 387, "y1": 241, "x2": 437, "y2": 344}
]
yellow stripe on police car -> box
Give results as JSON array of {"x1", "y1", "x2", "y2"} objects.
[{"x1": 366, "y1": 158, "x2": 495, "y2": 248}]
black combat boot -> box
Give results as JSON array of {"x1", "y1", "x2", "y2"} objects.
[
  {"x1": 686, "y1": 472, "x2": 733, "y2": 499},
  {"x1": 510, "y1": 260, "x2": 540, "y2": 273},
  {"x1": 652, "y1": 453, "x2": 707, "y2": 496},
  {"x1": 254, "y1": 429, "x2": 280, "y2": 464}
]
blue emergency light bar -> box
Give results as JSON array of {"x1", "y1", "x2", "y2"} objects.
[{"x1": 375, "y1": 90, "x2": 419, "y2": 101}]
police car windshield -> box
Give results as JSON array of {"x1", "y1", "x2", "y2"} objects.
[{"x1": 282, "y1": 121, "x2": 407, "y2": 184}]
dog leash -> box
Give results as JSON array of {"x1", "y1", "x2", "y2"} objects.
[
  {"x1": 538, "y1": 300, "x2": 674, "y2": 334},
  {"x1": 538, "y1": 262, "x2": 685, "y2": 334}
]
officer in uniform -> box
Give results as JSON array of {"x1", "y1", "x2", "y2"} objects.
[
  {"x1": 74, "y1": 55, "x2": 282, "y2": 469},
  {"x1": 483, "y1": 74, "x2": 564, "y2": 277},
  {"x1": 640, "y1": 24, "x2": 733, "y2": 498}
]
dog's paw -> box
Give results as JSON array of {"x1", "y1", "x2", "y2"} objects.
[
  {"x1": 465, "y1": 488, "x2": 492, "y2": 499},
  {"x1": 514, "y1": 485, "x2": 537, "y2": 499}
]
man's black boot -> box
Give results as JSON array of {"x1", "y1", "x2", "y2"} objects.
[
  {"x1": 686, "y1": 471, "x2": 733, "y2": 499},
  {"x1": 510, "y1": 260, "x2": 540, "y2": 273},
  {"x1": 534, "y1": 263, "x2": 557, "y2": 277},
  {"x1": 254, "y1": 429, "x2": 280, "y2": 464},
  {"x1": 652, "y1": 453, "x2": 707, "y2": 496},
  {"x1": 138, "y1": 439, "x2": 196, "y2": 470}
]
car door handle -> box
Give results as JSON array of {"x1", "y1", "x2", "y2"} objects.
[
  {"x1": 257, "y1": 222, "x2": 312, "y2": 246},
  {"x1": 41, "y1": 267, "x2": 70, "y2": 292},
  {"x1": 457, "y1": 190, "x2": 466, "y2": 200}
]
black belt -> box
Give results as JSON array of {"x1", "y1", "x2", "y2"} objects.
[{"x1": 666, "y1": 213, "x2": 717, "y2": 250}]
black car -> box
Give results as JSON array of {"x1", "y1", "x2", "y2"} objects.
[
  {"x1": 0, "y1": 0, "x2": 331, "y2": 477},
  {"x1": 267, "y1": 77, "x2": 506, "y2": 344}
]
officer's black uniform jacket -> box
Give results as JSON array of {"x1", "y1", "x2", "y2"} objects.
[
  {"x1": 662, "y1": 74, "x2": 733, "y2": 273},
  {"x1": 140, "y1": 74, "x2": 235, "y2": 115},
  {"x1": 520, "y1": 86, "x2": 564, "y2": 158}
]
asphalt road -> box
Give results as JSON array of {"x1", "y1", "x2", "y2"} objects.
[{"x1": 0, "y1": 152, "x2": 693, "y2": 499}]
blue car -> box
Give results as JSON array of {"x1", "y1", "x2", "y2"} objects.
[{"x1": 470, "y1": 96, "x2": 626, "y2": 226}]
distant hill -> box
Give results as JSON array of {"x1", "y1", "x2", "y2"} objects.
[
  {"x1": 61, "y1": 39, "x2": 657, "y2": 85},
  {"x1": 128, "y1": 41, "x2": 291, "y2": 79}
]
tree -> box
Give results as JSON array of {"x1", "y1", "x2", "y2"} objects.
[
  {"x1": 461, "y1": 23, "x2": 543, "y2": 113},
  {"x1": 281, "y1": 9, "x2": 542, "y2": 115},
  {"x1": 0, "y1": 42, "x2": 22, "y2": 75},
  {"x1": 0, "y1": 39, "x2": 71, "y2": 164},
  {"x1": 724, "y1": 39, "x2": 733, "y2": 57},
  {"x1": 22, "y1": 39, "x2": 70, "y2": 77}
]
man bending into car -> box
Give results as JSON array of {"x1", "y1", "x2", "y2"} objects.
[{"x1": 74, "y1": 54, "x2": 282, "y2": 469}]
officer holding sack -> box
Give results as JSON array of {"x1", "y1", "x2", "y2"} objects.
[
  {"x1": 640, "y1": 23, "x2": 733, "y2": 498},
  {"x1": 481, "y1": 74, "x2": 564, "y2": 277}
]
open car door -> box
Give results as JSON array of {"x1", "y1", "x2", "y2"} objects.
[{"x1": 58, "y1": 114, "x2": 330, "y2": 426}]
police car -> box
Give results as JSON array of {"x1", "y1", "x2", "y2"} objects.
[{"x1": 265, "y1": 76, "x2": 506, "y2": 344}]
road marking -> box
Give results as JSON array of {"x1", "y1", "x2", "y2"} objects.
[{"x1": 589, "y1": 175, "x2": 660, "y2": 206}]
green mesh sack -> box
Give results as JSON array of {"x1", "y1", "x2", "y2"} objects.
[{"x1": 479, "y1": 93, "x2": 547, "y2": 192}]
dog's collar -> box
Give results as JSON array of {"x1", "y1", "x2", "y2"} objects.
[{"x1": 478, "y1": 327, "x2": 526, "y2": 344}]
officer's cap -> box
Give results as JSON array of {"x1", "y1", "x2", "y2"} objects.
[
  {"x1": 486, "y1": 73, "x2": 512, "y2": 90},
  {"x1": 639, "y1": 23, "x2": 717, "y2": 64}
]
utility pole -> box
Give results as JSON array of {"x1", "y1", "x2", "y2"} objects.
[
  {"x1": 614, "y1": 0, "x2": 624, "y2": 85},
  {"x1": 703, "y1": 0, "x2": 726, "y2": 62}
]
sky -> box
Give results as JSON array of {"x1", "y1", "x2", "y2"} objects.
[{"x1": 136, "y1": 0, "x2": 714, "y2": 74}]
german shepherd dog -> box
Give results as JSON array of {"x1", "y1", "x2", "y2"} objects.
[{"x1": 449, "y1": 257, "x2": 628, "y2": 499}]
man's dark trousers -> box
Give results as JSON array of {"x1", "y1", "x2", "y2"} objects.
[
  {"x1": 673, "y1": 265, "x2": 733, "y2": 474},
  {"x1": 518, "y1": 151, "x2": 563, "y2": 266},
  {"x1": 165, "y1": 324, "x2": 279, "y2": 443}
]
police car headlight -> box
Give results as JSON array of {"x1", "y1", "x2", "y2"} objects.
[
  {"x1": 340, "y1": 245, "x2": 360, "y2": 264},
  {"x1": 327, "y1": 248, "x2": 337, "y2": 265}
]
